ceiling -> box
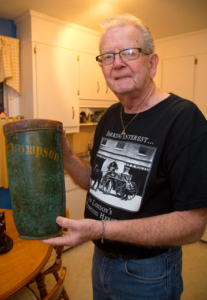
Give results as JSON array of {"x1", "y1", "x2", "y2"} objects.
[{"x1": 1, "y1": 0, "x2": 207, "y2": 39}]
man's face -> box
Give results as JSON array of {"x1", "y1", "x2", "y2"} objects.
[{"x1": 100, "y1": 25, "x2": 154, "y2": 98}]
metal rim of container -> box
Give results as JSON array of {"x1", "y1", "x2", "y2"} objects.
[{"x1": 3, "y1": 119, "x2": 63, "y2": 135}]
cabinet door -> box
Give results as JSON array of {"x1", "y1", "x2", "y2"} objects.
[
  {"x1": 79, "y1": 52, "x2": 117, "y2": 102},
  {"x1": 96, "y1": 65, "x2": 118, "y2": 101},
  {"x1": 162, "y1": 56, "x2": 195, "y2": 100},
  {"x1": 35, "y1": 43, "x2": 79, "y2": 132},
  {"x1": 194, "y1": 53, "x2": 207, "y2": 118},
  {"x1": 79, "y1": 52, "x2": 100, "y2": 100}
]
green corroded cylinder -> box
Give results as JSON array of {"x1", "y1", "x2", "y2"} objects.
[{"x1": 3, "y1": 119, "x2": 65, "y2": 240}]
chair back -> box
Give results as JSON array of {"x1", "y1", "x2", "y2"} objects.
[
  {"x1": 35, "y1": 209, "x2": 70, "y2": 300},
  {"x1": 43, "y1": 267, "x2": 67, "y2": 300}
]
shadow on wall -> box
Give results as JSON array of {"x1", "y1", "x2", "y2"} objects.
[{"x1": 0, "y1": 188, "x2": 12, "y2": 209}]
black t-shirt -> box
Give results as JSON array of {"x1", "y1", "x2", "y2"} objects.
[{"x1": 84, "y1": 94, "x2": 207, "y2": 254}]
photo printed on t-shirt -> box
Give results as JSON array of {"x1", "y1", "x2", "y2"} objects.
[{"x1": 86, "y1": 134, "x2": 157, "y2": 220}]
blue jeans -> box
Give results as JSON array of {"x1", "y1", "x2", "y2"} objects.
[{"x1": 92, "y1": 246, "x2": 183, "y2": 300}]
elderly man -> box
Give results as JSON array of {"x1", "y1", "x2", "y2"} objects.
[{"x1": 42, "y1": 14, "x2": 207, "y2": 300}]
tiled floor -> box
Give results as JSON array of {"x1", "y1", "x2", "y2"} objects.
[{"x1": 30, "y1": 240, "x2": 207, "y2": 300}]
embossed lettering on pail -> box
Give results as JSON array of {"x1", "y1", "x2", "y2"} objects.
[{"x1": 3, "y1": 119, "x2": 66, "y2": 239}]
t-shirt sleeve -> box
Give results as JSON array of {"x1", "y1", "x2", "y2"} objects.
[{"x1": 167, "y1": 133, "x2": 207, "y2": 211}]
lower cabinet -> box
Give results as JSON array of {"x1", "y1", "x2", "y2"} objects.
[{"x1": 65, "y1": 174, "x2": 87, "y2": 220}]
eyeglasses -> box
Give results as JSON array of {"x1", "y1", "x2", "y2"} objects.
[{"x1": 96, "y1": 48, "x2": 149, "y2": 67}]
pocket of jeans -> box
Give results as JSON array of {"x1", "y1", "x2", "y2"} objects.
[{"x1": 125, "y1": 258, "x2": 167, "y2": 281}]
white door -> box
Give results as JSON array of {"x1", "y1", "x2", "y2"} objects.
[{"x1": 35, "y1": 43, "x2": 79, "y2": 132}]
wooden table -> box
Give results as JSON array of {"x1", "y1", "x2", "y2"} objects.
[{"x1": 0, "y1": 209, "x2": 53, "y2": 300}]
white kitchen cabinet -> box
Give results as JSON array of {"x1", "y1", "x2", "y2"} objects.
[
  {"x1": 65, "y1": 174, "x2": 87, "y2": 220},
  {"x1": 35, "y1": 43, "x2": 79, "y2": 131},
  {"x1": 154, "y1": 30, "x2": 207, "y2": 117},
  {"x1": 79, "y1": 52, "x2": 118, "y2": 108},
  {"x1": 19, "y1": 42, "x2": 79, "y2": 133},
  {"x1": 157, "y1": 54, "x2": 207, "y2": 117},
  {"x1": 162, "y1": 56, "x2": 195, "y2": 101},
  {"x1": 15, "y1": 10, "x2": 104, "y2": 131},
  {"x1": 194, "y1": 53, "x2": 207, "y2": 118}
]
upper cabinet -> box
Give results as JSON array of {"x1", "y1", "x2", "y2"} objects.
[
  {"x1": 15, "y1": 11, "x2": 82, "y2": 132},
  {"x1": 78, "y1": 52, "x2": 118, "y2": 108},
  {"x1": 35, "y1": 43, "x2": 79, "y2": 131},
  {"x1": 154, "y1": 30, "x2": 207, "y2": 118},
  {"x1": 194, "y1": 53, "x2": 207, "y2": 117},
  {"x1": 15, "y1": 10, "x2": 111, "y2": 132},
  {"x1": 18, "y1": 41, "x2": 79, "y2": 133},
  {"x1": 155, "y1": 54, "x2": 207, "y2": 118},
  {"x1": 162, "y1": 56, "x2": 195, "y2": 101}
]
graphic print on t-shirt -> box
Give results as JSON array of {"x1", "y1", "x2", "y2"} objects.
[{"x1": 86, "y1": 136, "x2": 157, "y2": 220}]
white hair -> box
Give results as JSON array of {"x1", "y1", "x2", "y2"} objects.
[{"x1": 99, "y1": 14, "x2": 155, "y2": 54}]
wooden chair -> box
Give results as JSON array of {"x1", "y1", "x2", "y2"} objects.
[
  {"x1": 34, "y1": 209, "x2": 70, "y2": 300},
  {"x1": 43, "y1": 267, "x2": 67, "y2": 300},
  {"x1": 7, "y1": 268, "x2": 67, "y2": 300}
]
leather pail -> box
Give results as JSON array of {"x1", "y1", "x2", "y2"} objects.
[{"x1": 3, "y1": 119, "x2": 65, "y2": 239}]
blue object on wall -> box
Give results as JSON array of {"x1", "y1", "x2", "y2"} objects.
[
  {"x1": 0, "y1": 17, "x2": 16, "y2": 38},
  {"x1": 0, "y1": 17, "x2": 16, "y2": 209},
  {"x1": 0, "y1": 188, "x2": 12, "y2": 209}
]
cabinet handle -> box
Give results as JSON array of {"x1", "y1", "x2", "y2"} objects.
[
  {"x1": 97, "y1": 81, "x2": 100, "y2": 93},
  {"x1": 72, "y1": 107, "x2": 75, "y2": 119},
  {"x1": 106, "y1": 85, "x2": 108, "y2": 94}
]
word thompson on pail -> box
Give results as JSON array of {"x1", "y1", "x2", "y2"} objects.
[{"x1": 5, "y1": 143, "x2": 60, "y2": 162}]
